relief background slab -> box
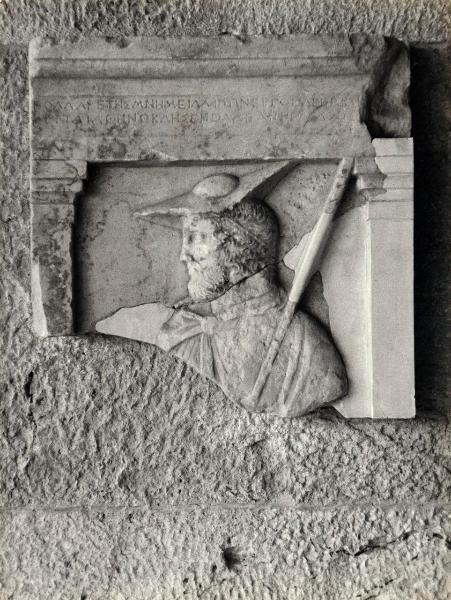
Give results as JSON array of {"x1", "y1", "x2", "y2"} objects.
[{"x1": 75, "y1": 161, "x2": 338, "y2": 332}]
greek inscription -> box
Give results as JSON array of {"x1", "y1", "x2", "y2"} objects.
[{"x1": 37, "y1": 94, "x2": 350, "y2": 130}]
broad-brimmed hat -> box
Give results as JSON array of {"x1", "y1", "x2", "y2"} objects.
[{"x1": 134, "y1": 161, "x2": 293, "y2": 222}]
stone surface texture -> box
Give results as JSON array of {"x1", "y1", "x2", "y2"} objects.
[{"x1": 0, "y1": 1, "x2": 450, "y2": 599}]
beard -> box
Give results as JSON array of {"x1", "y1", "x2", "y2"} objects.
[{"x1": 186, "y1": 261, "x2": 230, "y2": 302}]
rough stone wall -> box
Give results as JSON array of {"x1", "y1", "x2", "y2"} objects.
[{"x1": 0, "y1": 1, "x2": 450, "y2": 599}]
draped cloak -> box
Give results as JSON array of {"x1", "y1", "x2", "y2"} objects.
[
  {"x1": 97, "y1": 269, "x2": 348, "y2": 417},
  {"x1": 157, "y1": 270, "x2": 347, "y2": 416}
]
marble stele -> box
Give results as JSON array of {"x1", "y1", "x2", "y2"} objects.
[{"x1": 29, "y1": 35, "x2": 415, "y2": 418}]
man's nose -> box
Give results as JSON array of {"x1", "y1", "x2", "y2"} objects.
[{"x1": 180, "y1": 244, "x2": 191, "y2": 262}]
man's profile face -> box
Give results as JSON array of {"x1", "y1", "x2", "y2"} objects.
[{"x1": 180, "y1": 216, "x2": 228, "y2": 302}]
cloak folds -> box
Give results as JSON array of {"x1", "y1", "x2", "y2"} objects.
[{"x1": 97, "y1": 269, "x2": 347, "y2": 416}]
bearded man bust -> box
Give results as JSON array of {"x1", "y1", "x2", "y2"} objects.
[{"x1": 96, "y1": 167, "x2": 348, "y2": 417}]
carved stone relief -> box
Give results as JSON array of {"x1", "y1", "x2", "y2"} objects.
[{"x1": 29, "y1": 35, "x2": 415, "y2": 418}]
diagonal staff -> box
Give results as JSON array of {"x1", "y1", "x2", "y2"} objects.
[{"x1": 249, "y1": 157, "x2": 354, "y2": 409}]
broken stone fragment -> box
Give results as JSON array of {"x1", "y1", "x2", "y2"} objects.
[{"x1": 351, "y1": 34, "x2": 411, "y2": 138}]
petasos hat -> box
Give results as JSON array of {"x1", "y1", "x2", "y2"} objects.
[{"x1": 134, "y1": 161, "x2": 293, "y2": 219}]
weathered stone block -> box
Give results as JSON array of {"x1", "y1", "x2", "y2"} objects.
[
  {"x1": 0, "y1": 505, "x2": 449, "y2": 600},
  {"x1": 0, "y1": 0, "x2": 449, "y2": 598}
]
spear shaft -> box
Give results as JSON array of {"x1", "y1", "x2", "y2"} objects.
[{"x1": 249, "y1": 157, "x2": 354, "y2": 409}]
